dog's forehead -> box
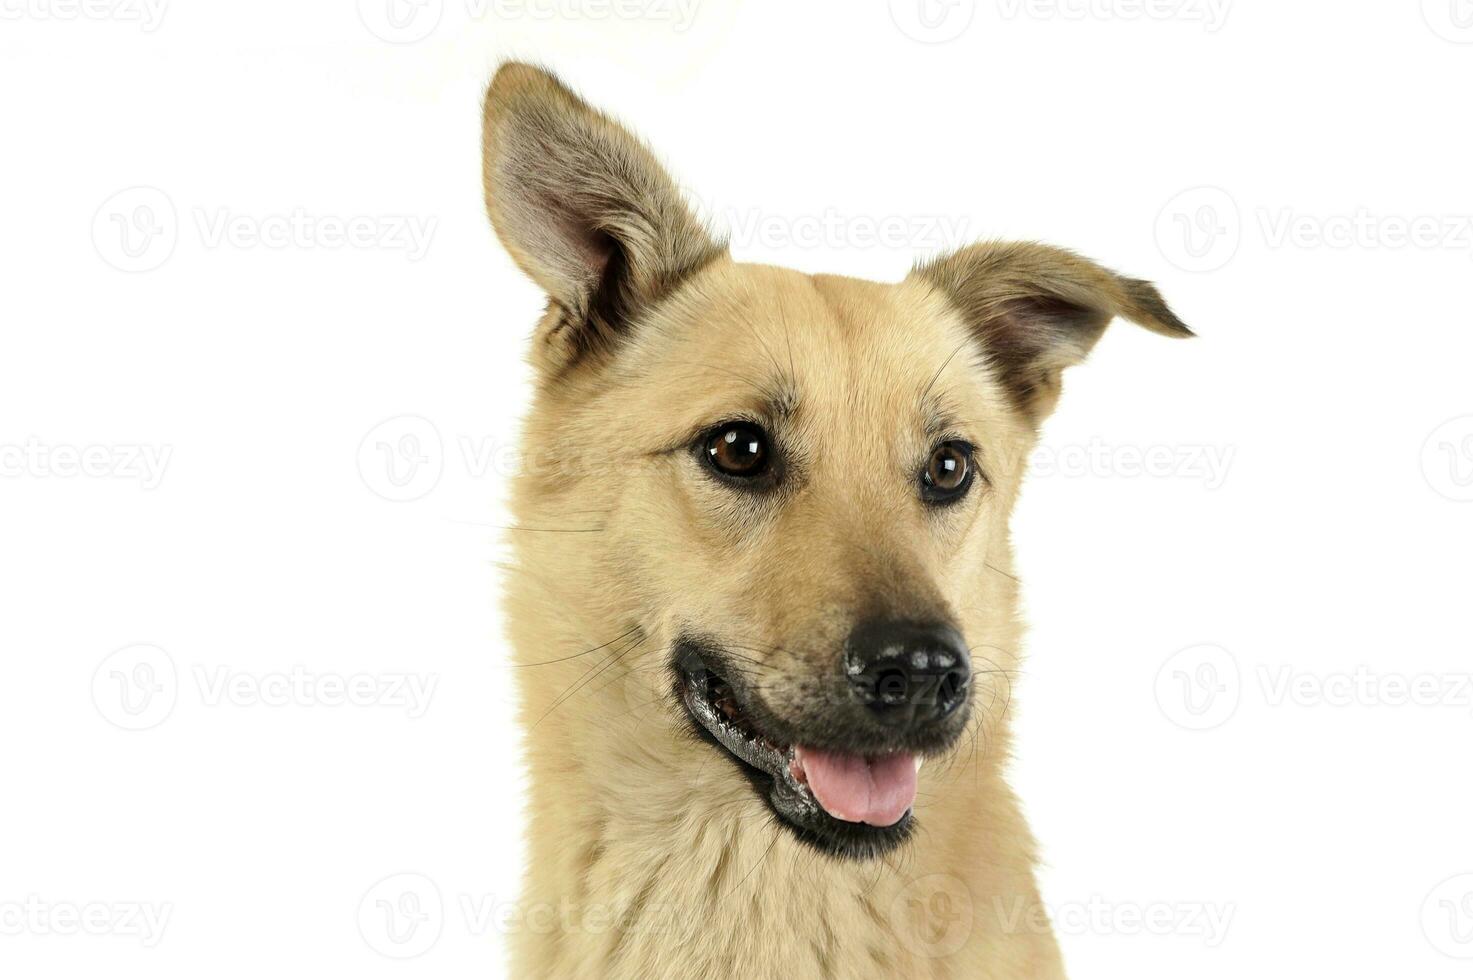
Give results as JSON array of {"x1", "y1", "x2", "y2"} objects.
[{"x1": 636, "y1": 261, "x2": 986, "y2": 425}]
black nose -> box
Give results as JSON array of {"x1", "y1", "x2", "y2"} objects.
[{"x1": 845, "y1": 620, "x2": 971, "y2": 728}]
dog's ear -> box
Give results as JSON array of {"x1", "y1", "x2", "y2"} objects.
[
  {"x1": 482, "y1": 62, "x2": 725, "y2": 372},
  {"x1": 912, "y1": 242, "x2": 1192, "y2": 421}
]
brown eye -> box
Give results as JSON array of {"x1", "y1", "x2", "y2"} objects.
[
  {"x1": 705, "y1": 423, "x2": 769, "y2": 478},
  {"x1": 922, "y1": 441, "x2": 974, "y2": 503}
]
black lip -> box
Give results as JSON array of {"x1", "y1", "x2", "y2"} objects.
[{"x1": 673, "y1": 641, "x2": 926, "y2": 860}]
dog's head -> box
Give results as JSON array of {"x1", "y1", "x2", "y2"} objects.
[{"x1": 485, "y1": 64, "x2": 1190, "y2": 859}]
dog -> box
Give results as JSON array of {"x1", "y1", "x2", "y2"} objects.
[{"x1": 482, "y1": 62, "x2": 1191, "y2": 978}]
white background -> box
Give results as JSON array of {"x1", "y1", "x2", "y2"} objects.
[{"x1": 3, "y1": 1, "x2": 1472, "y2": 977}]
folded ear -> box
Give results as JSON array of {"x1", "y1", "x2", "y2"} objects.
[
  {"x1": 482, "y1": 62, "x2": 724, "y2": 372},
  {"x1": 912, "y1": 242, "x2": 1193, "y2": 421}
]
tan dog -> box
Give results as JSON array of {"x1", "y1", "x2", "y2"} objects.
[{"x1": 482, "y1": 62, "x2": 1191, "y2": 978}]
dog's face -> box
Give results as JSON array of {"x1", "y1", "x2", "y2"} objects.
[{"x1": 485, "y1": 64, "x2": 1190, "y2": 859}]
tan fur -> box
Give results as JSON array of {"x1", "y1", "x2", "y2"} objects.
[{"x1": 483, "y1": 63, "x2": 1189, "y2": 979}]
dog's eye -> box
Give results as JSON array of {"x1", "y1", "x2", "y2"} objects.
[
  {"x1": 705, "y1": 423, "x2": 770, "y2": 478},
  {"x1": 921, "y1": 441, "x2": 974, "y2": 503}
]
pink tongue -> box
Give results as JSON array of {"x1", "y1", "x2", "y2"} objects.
[{"x1": 793, "y1": 747, "x2": 917, "y2": 827}]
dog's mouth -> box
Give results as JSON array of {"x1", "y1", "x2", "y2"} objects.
[{"x1": 676, "y1": 647, "x2": 923, "y2": 859}]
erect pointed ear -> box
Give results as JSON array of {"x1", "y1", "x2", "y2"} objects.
[
  {"x1": 482, "y1": 62, "x2": 725, "y2": 372},
  {"x1": 911, "y1": 241, "x2": 1193, "y2": 422}
]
